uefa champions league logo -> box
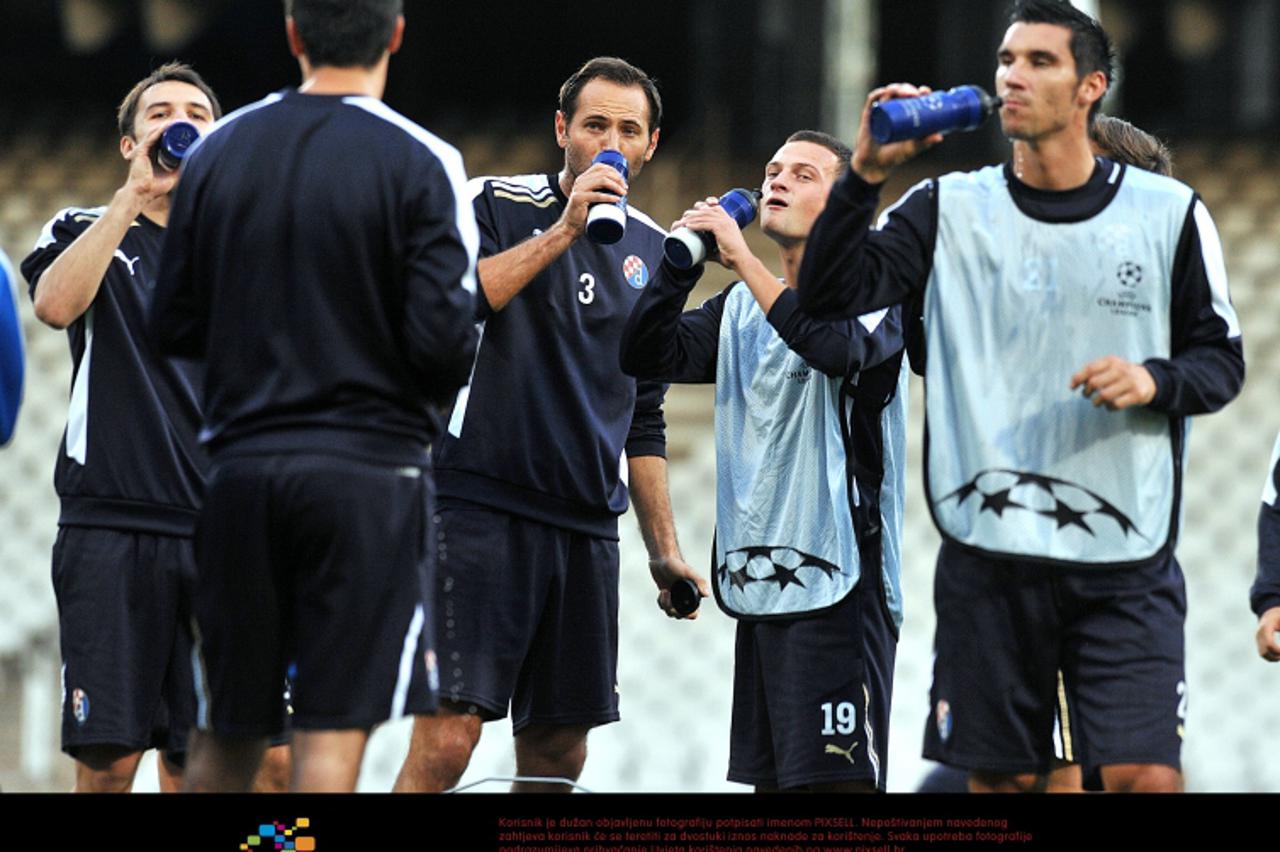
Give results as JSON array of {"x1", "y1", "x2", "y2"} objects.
[
  {"x1": 1115, "y1": 260, "x2": 1143, "y2": 288},
  {"x1": 718, "y1": 545, "x2": 841, "y2": 593},
  {"x1": 1097, "y1": 260, "x2": 1152, "y2": 317},
  {"x1": 938, "y1": 469, "x2": 1145, "y2": 540}
]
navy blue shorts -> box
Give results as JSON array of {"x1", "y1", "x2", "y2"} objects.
[
  {"x1": 435, "y1": 503, "x2": 620, "y2": 734},
  {"x1": 194, "y1": 452, "x2": 438, "y2": 736},
  {"x1": 728, "y1": 576, "x2": 897, "y2": 790},
  {"x1": 923, "y1": 542, "x2": 1186, "y2": 780},
  {"x1": 52, "y1": 526, "x2": 196, "y2": 758}
]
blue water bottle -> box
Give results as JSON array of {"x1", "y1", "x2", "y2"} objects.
[
  {"x1": 663, "y1": 188, "x2": 761, "y2": 270},
  {"x1": 870, "y1": 85, "x2": 1001, "y2": 144},
  {"x1": 585, "y1": 149, "x2": 629, "y2": 244},
  {"x1": 152, "y1": 121, "x2": 201, "y2": 171}
]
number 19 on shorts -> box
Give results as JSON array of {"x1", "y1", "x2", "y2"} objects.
[{"x1": 821, "y1": 701, "x2": 856, "y2": 735}]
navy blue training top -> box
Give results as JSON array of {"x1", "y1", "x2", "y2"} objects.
[
  {"x1": 434, "y1": 173, "x2": 668, "y2": 538},
  {"x1": 23, "y1": 209, "x2": 205, "y2": 534},
  {"x1": 151, "y1": 89, "x2": 479, "y2": 467}
]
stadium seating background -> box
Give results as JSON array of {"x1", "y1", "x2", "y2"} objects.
[{"x1": 1, "y1": 119, "x2": 1277, "y2": 792}]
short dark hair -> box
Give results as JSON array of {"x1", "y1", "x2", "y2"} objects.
[
  {"x1": 1008, "y1": 0, "x2": 1116, "y2": 122},
  {"x1": 285, "y1": 0, "x2": 403, "y2": 69},
  {"x1": 1090, "y1": 115, "x2": 1173, "y2": 177},
  {"x1": 784, "y1": 130, "x2": 853, "y2": 178},
  {"x1": 117, "y1": 61, "x2": 222, "y2": 139},
  {"x1": 558, "y1": 57, "x2": 662, "y2": 132}
]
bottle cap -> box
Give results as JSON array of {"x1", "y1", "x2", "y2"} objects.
[
  {"x1": 663, "y1": 228, "x2": 706, "y2": 269},
  {"x1": 155, "y1": 120, "x2": 201, "y2": 170},
  {"x1": 586, "y1": 203, "x2": 627, "y2": 244},
  {"x1": 670, "y1": 578, "x2": 701, "y2": 617}
]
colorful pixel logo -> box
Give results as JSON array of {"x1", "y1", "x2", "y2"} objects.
[{"x1": 240, "y1": 819, "x2": 315, "y2": 851}]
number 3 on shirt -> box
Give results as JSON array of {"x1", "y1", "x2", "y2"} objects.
[{"x1": 578, "y1": 272, "x2": 595, "y2": 305}]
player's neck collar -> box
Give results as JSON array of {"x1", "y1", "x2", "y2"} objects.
[{"x1": 1002, "y1": 158, "x2": 1123, "y2": 224}]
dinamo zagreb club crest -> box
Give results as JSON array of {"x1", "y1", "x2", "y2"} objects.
[
  {"x1": 72, "y1": 688, "x2": 90, "y2": 726},
  {"x1": 622, "y1": 255, "x2": 649, "y2": 289},
  {"x1": 935, "y1": 699, "x2": 952, "y2": 742}
]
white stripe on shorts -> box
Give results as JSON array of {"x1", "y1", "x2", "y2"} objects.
[
  {"x1": 390, "y1": 604, "x2": 426, "y2": 720},
  {"x1": 191, "y1": 636, "x2": 211, "y2": 730},
  {"x1": 863, "y1": 684, "x2": 881, "y2": 787}
]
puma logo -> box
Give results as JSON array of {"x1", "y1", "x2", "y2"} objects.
[
  {"x1": 824, "y1": 742, "x2": 859, "y2": 765},
  {"x1": 113, "y1": 250, "x2": 141, "y2": 276}
]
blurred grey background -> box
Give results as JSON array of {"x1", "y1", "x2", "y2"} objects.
[{"x1": 1, "y1": 0, "x2": 1277, "y2": 792}]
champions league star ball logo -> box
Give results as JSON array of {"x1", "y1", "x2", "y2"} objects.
[
  {"x1": 717, "y1": 545, "x2": 841, "y2": 592},
  {"x1": 1097, "y1": 256, "x2": 1152, "y2": 317},
  {"x1": 1116, "y1": 260, "x2": 1143, "y2": 288},
  {"x1": 938, "y1": 469, "x2": 1146, "y2": 540},
  {"x1": 622, "y1": 255, "x2": 649, "y2": 289}
]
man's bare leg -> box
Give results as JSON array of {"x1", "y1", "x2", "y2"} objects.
[
  {"x1": 73, "y1": 746, "x2": 143, "y2": 792},
  {"x1": 182, "y1": 730, "x2": 268, "y2": 792},
  {"x1": 393, "y1": 703, "x2": 483, "y2": 792},
  {"x1": 969, "y1": 771, "x2": 1048, "y2": 793},
  {"x1": 1100, "y1": 763, "x2": 1182, "y2": 793},
  {"x1": 252, "y1": 744, "x2": 293, "y2": 792},
  {"x1": 290, "y1": 729, "x2": 369, "y2": 792},
  {"x1": 1046, "y1": 761, "x2": 1084, "y2": 793},
  {"x1": 512, "y1": 724, "x2": 590, "y2": 793}
]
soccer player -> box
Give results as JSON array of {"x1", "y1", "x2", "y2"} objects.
[
  {"x1": 20, "y1": 63, "x2": 221, "y2": 793},
  {"x1": 0, "y1": 249, "x2": 21, "y2": 446},
  {"x1": 150, "y1": 0, "x2": 479, "y2": 792},
  {"x1": 393, "y1": 56, "x2": 704, "y2": 794},
  {"x1": 918, "y1": 110, "x2": 1175, "y2": 797},
  {"x1": 797, "y1": 0, "x2": 1243, "y2": 793},
  {"x1": 1251, "y1": 436, "x2": 1280, "y2": 661},
  {"x1": 619, "y1": 131, "x2": 907, "y2": 792}
]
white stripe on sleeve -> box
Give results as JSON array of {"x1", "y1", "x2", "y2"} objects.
[
  {"x1": 1263, "y1": 433, "x2": 1280, "y2": 507},
  {"x1": 343, "y1": 97, "x2": 479, "y2": 295},
  {"x1": 1192, "y1": 199, "x2": 1241, "y2": 338},
  {"x1": 65, "y1": 306, "x2": 93, "y2": 465}
]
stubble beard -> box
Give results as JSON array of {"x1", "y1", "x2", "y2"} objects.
[
  {"x1": 564, "y1": 144, "x2": 645, "y2": 187},
  {"x1": 1000, "y1": 114, "x2": 1032, "y2": 142}
]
